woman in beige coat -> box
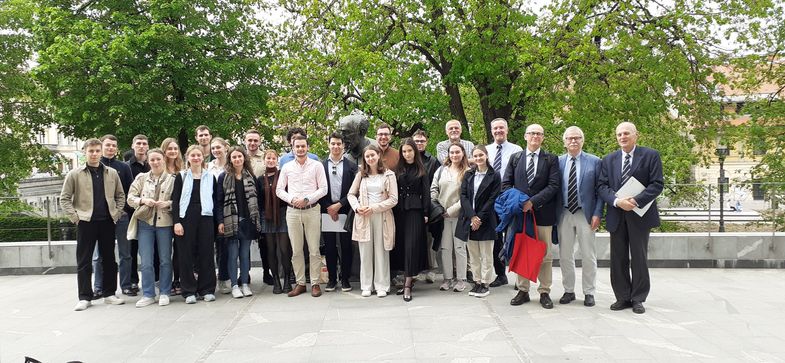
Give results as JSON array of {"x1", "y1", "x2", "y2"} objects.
[
  {"x1": 348, "y1": 144, "x2": 398, "y2": 297},
  {"x1": 126, "y1": 148, "x2": 175, "y2": 307}
]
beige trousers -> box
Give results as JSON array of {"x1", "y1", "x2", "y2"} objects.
[
  {"x1": 467, "y1": 240, "x2": 495, "y2": 284},
  {"x1": 286, "y1": 206, "x2": 322, "y2": 285},
  {"x1": 358, "y1": 213, "x2": 390, "y2": 292}
]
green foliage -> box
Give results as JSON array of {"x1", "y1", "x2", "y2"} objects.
[
  {"x1": 32, "y1": 0, "x2": 273, "y2": 149},
  {"x1": 0, "y1": 216, "x2": 76, "y2": 242},
  {"x1": 0, "y1": 0, "x2": 59, "y2": 194}
]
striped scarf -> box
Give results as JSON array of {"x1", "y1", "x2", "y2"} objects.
[{"x1": 222, "y1": 169, "x2": 261, "y2": 238}]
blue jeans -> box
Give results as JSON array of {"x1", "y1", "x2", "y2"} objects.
[
  {"x1": 93, "y1": 214, "x2": 132, "y2": 291},
  {"x1": 227, "y1": 237, "x2": 251, "y2": 286},
  {"x1": 137, "y1": 221, "x2": 173, "y2": 298}
]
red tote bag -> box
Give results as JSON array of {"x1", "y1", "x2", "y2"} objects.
[{"x1": 508, "y1": 211, "x2": 547, "y2": 283}]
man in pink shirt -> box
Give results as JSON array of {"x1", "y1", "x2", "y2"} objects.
[{"x1": 276, "y1": 135, "x2": 329, "y2": 297}]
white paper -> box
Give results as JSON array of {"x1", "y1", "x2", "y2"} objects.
[
  {"x1": 321, "y1": 213, "x2": 348, "y2": 232},
  {"x1": 615, "y1": 176, "x2": 653, "y2": 217}
]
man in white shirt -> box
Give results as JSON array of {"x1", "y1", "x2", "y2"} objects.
[
  {"x1": 484, "y1": 118, "x2": 522, "y2": 288},
  {"x1": 276, "y1": 135, "x2": 328, "y2": 297}
]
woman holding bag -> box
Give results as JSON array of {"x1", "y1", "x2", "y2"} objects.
[
  {"x1": 217, "y1": 147, "x2": 261, "y2": 298},
  {"x1": 456, "y1": 145, "x2": 500, "y2": 298},
  {"x1": 347, "y1": 144, "x2": 398, "y2": 298},
  {"x1": 126, "y1": 148, "x2": 175, "y2": 307}
]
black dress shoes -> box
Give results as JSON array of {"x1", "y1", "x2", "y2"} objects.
[
  {"x1": 510, "y1": 291, "x2": 530, "y2": 305},
  {"x1": 632, "y1": 301, "x2": 646, "y2": 314},
  {"x1": 540, "y1": 293, "x2": 554, "y2": 309},
  {"x1": 583, "y1": 294, "x2": 595, "y2": 307},
  {"x1": 610, "y1": 300, "x2": 633, "y2": 311},
  {"x1": 489, "y1": 275, "x2": 508, "y2": 287},
  {"x1": 559, "y1": 292, "x2": 576, "y2": 304}
]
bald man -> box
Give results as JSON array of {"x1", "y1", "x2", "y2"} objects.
[{"x1": 597, "y1": 122, "x2": 663, "y2": 314}]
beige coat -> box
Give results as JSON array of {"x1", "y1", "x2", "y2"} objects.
[
  {"x1": 126, "y1": 171, "x2": 175, "y2": 240},
  {"x1": 347, "y1": 169, "x2": 398, "y2": 250},
  {"x1": 59, "y1": 164, "x2": 125, "y2": 224},
  {"x1": 430, "y1": 166, "x2": 467, "y2": 218}
]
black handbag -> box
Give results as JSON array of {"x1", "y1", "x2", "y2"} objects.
[
  {"x1": 429, "y1": 200, "x2": 445, "y2": 224},
  {"x1": 343, "y1": 210, "x2": 355, "y2": 232}
]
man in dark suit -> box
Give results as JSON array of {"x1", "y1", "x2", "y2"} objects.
[
  {"x1": 321, "y1": 132, "x2": 359, "y2": 292},
  {"x1": 555, "y1": 126, "x2": 603, "y2": 308},
  {"x1": 502, "y1": 124, "x2": 561, "y2": 309},
  {"x1": 597, "y1": 122, "x2": 663, "y2": 314}
]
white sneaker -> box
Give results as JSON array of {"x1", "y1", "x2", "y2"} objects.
[
  {"x1": 185, "y1": 295, "x2": 197, "y2": 304},
  {"x1": 453, "y1": 280, "x2": 468, "y2": 292},
  {"x1": 241, "y1": 284, "x2": 253, "y2": 297},
  {"x1": 74, "y1": 300, "x2": 90, "y2": 311},
  {"x1": 158, "y1": 295, "x2": 170, "y2": 306},
  {"x1": 204, "y1": 294, "x2": 216, "y2": 302},
  {"x1": 219, "y1": 280, "x2": 231, "y2": 294},
  {"x1": 231, "y1": 285, "x2": 243, "y2": 298},
  {"x1": 439, "y1": 280, "x2": 452, "y2": 291},
  {"x1": 377, "y1": 290, "x2": 387, "y2": 298},
  {"x1": 361, "y1": 290, "x2": 372, "y2": 297},
  {"x1": 135, "y1": 297, "x2": 155, "y2": 308},
  {"x1": 103, "y1": 295, "x2": 125, "y2": 305}
]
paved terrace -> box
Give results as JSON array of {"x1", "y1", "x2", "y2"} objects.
[{"x1": 2, "y1": 268, "x2": 785, "y2": 362}]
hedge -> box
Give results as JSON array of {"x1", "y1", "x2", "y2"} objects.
[{"x1": 0, "y1": 216, "x2": 77, "y2": 242}]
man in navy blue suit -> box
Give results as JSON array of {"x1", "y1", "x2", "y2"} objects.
[
  {"x1": 502, "y1": 124, "x2": 560, "y2": 309},
  {"x1": 556, "y1": 126, "x2": 603, "y2": 308},
  {"x1": 321, "y1": 132, "x2": 358, "y2": 293},
  {"x1": 597, "y1": 122, "x2": 663, "y2": 314}
]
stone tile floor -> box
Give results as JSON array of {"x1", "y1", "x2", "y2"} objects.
[{"x1": 2, "y1": 268, "x2": 784, "y2": 362}]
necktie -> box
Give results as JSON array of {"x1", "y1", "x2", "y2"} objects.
[
  {"x1": 567, "y1": 157, "x2": 579, "y2": 213},
  {"x1": 526, "y1": 152, "x2": 535, "y2": 185},
  {"x1": 493, "y1": 144, "x2": 502, "y2": 172},
  {"x1": 621, "y1": 153, "x2": 631, "y2": 185}
]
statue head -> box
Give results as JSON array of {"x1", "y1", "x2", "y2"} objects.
[{"x1": 338, "y1": 111, "x2": 370, "y2": 154}]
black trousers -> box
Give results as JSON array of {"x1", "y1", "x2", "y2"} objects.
[
  {"x1": 610, "y1": 211, "x2": 651, "y2": 303},
  {"x1": 176, "y1": 214, "x2": 216, "y2": 297},
  {"x1": 323, "y1": 231, "x2": 353, "y2": 282},
  {"x1": 130, "y1": 239, "x2": 139, "y2": 284},
  {"x1": 76, "y1": 219, "x2": 116, "y2": 301}
]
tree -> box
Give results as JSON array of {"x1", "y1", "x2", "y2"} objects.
[
  {"x1": 0, "y1": 0, "x2": 58, "y2": 195},
  {"x1": 32, "y1": 0, "x2": 272, "y2": 149},
  {"x1": 270, "y1": 0, "x2": 780, "y2": 182}
]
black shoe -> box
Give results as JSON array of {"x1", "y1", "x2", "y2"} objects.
[
  {"x1": 489, "y1": 275, "x2": 508, "y2": 288},
  {"x1": 510, "y1": 291, "x2": 530, "y2": 305},
  {"x1": 122, "y1": 288, "x2": 137, "y2": 297},
  {"x1": 632, "y1": 301, "x2": 646, "y2": 314},
  {"x1": 282, "y1": 273, "x2": 293, "y2": 293},
  {"x1": 272, "y1": 275, "x2": 283, "y2": 295},
  {"x1": 263, "y1": 271, "x2": 275, "y2": 286},
  {"x1": 559, "y1": 292, "x2": 576, "y2": 304},
  {"x1": 468, "y1": 282, "x2": 481, "y2": 297},
  {"x1": 540, "y1": 293, "x2": 554, "y2": 309},
  {"x1": 610, "y1": 300, "x2": 633, "y2": 311},
  {"x1": 341, "y1": 280, "x2": 352, "y2": 292},
  {"x1": 325, "y1": 281, "x2": 337, "y2": 292},
  {"x1": 584, "y1": 294, "x2": 595, "y2": 307},
  {"x1": 475, "y1": 284, "x2": 490, "y2": 298},
  {"x1": 131, "y1": 283, "x2": 140, "y2": 293},
  {"x1": 92, "y1": 290, "x2": 103, "y2": 301}
]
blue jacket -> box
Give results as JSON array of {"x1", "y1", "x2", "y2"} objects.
[{"x1": 494, "y1": 188, "x2": 536, "y2": 262}]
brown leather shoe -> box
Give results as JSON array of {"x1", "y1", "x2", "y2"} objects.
[
  {"x1": 287, "y1": 284, "x2": 306, "y2": 297},
  {"x1": 311, "y1": 284, "x2": 322, "y2": 297}
]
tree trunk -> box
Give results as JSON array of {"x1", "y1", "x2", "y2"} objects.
[
  {"x1": 444, "y1": 82, "x2": 469, "y2": 133},
  {"x1": 477, "y1": 86, "x2": 513, "y2": 144}
]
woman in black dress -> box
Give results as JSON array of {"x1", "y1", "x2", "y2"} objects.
[{"x1": 392, "y1": 138, "x2": 430, "y2": 302}]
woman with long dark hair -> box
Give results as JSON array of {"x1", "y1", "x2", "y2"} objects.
[
  {"x1": 392, "y1": 138, "x2": 430, "y2": 302},
  {"x1": 217, "y1": 147, "x2": 261, "y2": 298},
  {"x1": 347, "y1": 144, "x2": 398, "y2": 297}
]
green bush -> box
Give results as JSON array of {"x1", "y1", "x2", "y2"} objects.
[{"x1": 0, "y1": 216, "x2": 76, "y2": 242}]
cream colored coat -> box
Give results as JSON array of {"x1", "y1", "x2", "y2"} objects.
[
  {"x1": 59, "y1": 165, "x2": 125, "y2": 224},
  {"x1": 126, "y1": 171, "x2": 175, "y2": 240},
  {"x1": 347, "y1": 169, "x2": 398, "y2": 250}
]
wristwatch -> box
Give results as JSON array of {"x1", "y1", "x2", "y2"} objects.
[{"x1": 303, "y1": 197, "x2": 310, "y2": 205}]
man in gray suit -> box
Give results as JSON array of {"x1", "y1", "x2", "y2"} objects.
[{"x1": 556, "y1": 126, "x2": 603, "y2": 307}]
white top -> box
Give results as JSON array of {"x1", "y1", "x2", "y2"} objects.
[
  {"x1": 485, "y1": 140, "x2": 523, "y2": 177},
  {"x1": 365, "y1": 174, "x2": 385, "y2": 204}
]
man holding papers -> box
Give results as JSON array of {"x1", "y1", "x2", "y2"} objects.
[{"x1": 597, "y1": 122, "x2": 664, "y2": 314}]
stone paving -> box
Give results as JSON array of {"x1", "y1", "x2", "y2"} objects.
[{"x1": 2, "y1": 268, "x2": 785, "y2": 362}]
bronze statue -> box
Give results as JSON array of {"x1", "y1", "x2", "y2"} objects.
[{"x1": 338, "y1": 111, "x2": 377, "y2": 164}]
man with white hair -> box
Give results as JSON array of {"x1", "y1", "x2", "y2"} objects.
[
  {"x1": 484, "y1": 118, "x2": 522, "y2": 288},
  {"x1": 436, "y1": 119, "x2": 475, "y2": 164},
  {"x1": 556, "y1": 126, "x2": 603, "y2": 307}
]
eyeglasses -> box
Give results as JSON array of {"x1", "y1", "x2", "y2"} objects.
[
  {"x1": 526, "y1": 131, "x2": 544, "y2": 137},
  {"x1": 413, "y1": 139, "x2": 426, "y2": 144},
  {"x1": 376, "y1": 132, "x2": 391, "y2": 137}
]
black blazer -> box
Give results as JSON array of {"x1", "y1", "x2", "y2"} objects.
[
  {"x1": 597, "y1": 146, "x2": 664, "y2": 233},
  {"x1": 501, "y1": 149, "x2": 560, "y2": 226},
  {"x1": 320, "y1": 157, "x2": 358, "y2": 214},
  {"x1": 456, "y1": 167, "x2": 501, "y2": 241}
]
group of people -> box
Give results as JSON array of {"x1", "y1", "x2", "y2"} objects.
[{"x1": 60, "y1": 117, "x2": 663, "y2": 315}]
